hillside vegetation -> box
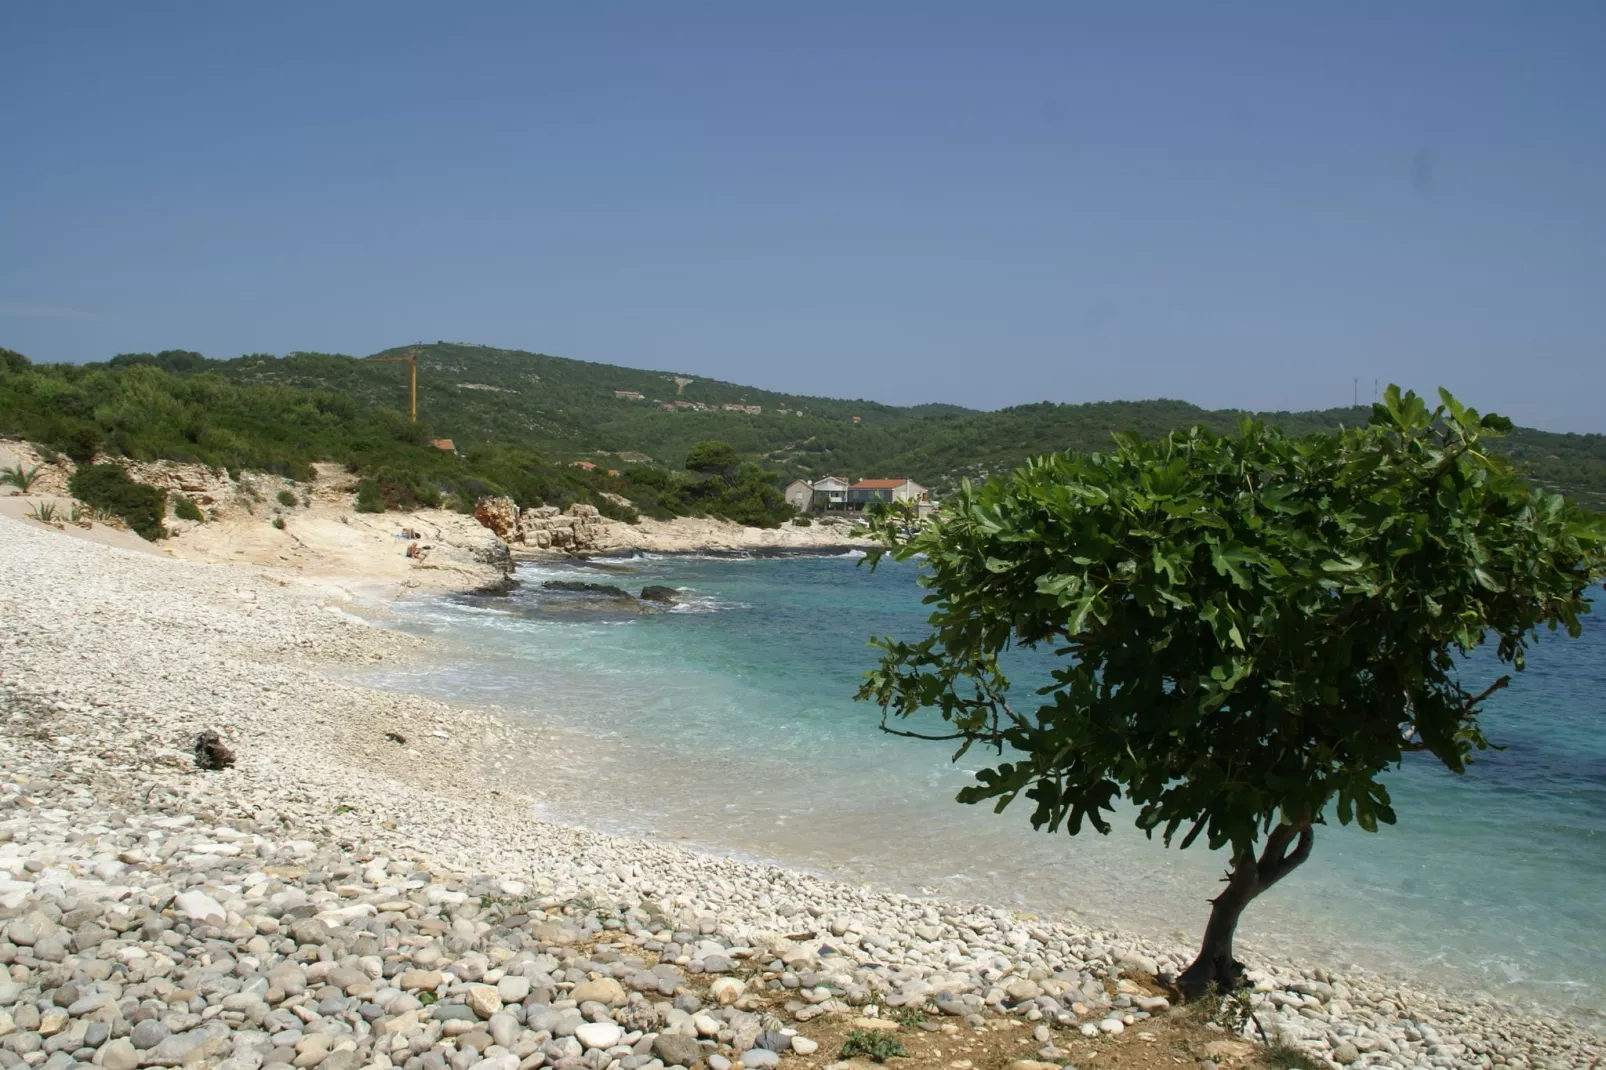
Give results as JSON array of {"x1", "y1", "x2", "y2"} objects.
[
  {"x1": 0, "y1": 346, "x2": 791, "y2": 526},
  {"x1": 5, "y1": 342, "x2": 1605, "y2": 514}
]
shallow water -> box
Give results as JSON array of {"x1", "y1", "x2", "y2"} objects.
[{"x1": 361, "y1": 554, "x2": 1606, "y2": 1020}]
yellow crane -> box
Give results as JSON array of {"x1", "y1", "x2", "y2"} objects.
[{"x1": 365, "y1": 345, "x2": 421, "y2": 421}]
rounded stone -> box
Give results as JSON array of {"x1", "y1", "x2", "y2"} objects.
[
  {"x1": 574, "y1": 1022, "x2": 622, "y2": 1051},
  {"x1": 100, "y1": 1038, "x2": 139, "y2": 1070},
  {"x1": 487, "y1": 1013, "x2": 519, "y2": 1050},
  {"x1": 568, "y1": 980, "x2": 625, "y2": 1008},
  {"x1": 130, "y1": 1020, "x2": 170, "y2": 1050},
  {"x1": 652, "y1": 1033, "x2": 703, "y2": 1068}
]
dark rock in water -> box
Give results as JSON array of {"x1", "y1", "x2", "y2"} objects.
[
  {"x1": 581, "y1": 561, "x2": 639, "y2": 574},
  {"x1": 639, "y1": 585, "x2": 682, "y2": 603},
  {"x1": 194, "y1": 730, "x2": 235, "y2": 771},
  {"x1": 541, "y1": 581, "x2": 634, "y2": 598},
  {"x1": 471, "y1": 574, "x2": 518, "y2": 596}
]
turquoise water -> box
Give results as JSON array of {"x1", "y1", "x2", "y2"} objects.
[{"x1": 365, "y1": 554, "x2": 1606, "y2": 1020}]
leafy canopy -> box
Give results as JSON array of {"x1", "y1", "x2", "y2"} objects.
[
  {"x1": 859, "y1": 388, "x2": 1606, "y2": 858},
  {"x1": 684, "y1": 440, "x2": 741, "y2": 475}
]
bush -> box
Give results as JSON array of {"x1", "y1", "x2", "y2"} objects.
[
  {"x1": 68, "y1": 464, "x2": 166, "y2": 540},
  {"x1": 590, "y1": 494, "x2": 640, "y2": 524},
  {"x1": 791, "y1": 515, "x2": 812, "y2": 527},
  {"x1": 172, "y1": 495, "x2": 205, "y2": 522},
  {"x1": 276, "y1": 489, "x2": 297, "y2": 507},
  {"x1": 51, "y1": 421, "x2": 101, "y2": 464},
  {"x1": 271, "y1": 516, "x2": 286, "y2": 530},
  {"x1": 840, "y1": 1030, "x2": 905, "y2": 1063},
  {"x1": 354, "y1": 479, "x2": 385, "y2": 513}
]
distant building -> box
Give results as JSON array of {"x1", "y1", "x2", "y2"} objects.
[
  {"x1": 722, "y1": 402, "x2": 762, "y2": 415},
  {"x1": 847, "y1": 478, "x2": 929, "y2": 509},
  {"x1": 785, "y1": 475, "x2": 854, "y2": 514},
  {"x1": 570, "y1": 461, "x2": 597, "y2": 471},
  {"x1": 660, "y1": 403, "x2": 676, "y2": 410},
  {"x1": 784, "y1": 480, "x2": 814, "y2": 512},
  {"x1": 851, "y1": 415, "x2": 862, "y2": 424},
  {"x1": 614, "y1": 390, "x2": 645, "y2": 400},
  {"x1": 429, "y1": 439, "x2": 457, "y2": 453}
]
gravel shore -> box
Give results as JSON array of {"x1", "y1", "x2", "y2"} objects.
[{"x1": 0, "y1": 515, "x2": 1598, "y2": 1070}]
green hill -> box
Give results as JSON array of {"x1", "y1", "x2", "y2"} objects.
[
  {"x1": 8, "y1": 341, "x2": 1605, "y2": 514},
  {"x1": 202, "y1": 342, "x2": 1606, "y2": 510}
]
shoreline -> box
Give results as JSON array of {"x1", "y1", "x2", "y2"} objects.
[{"x1": 0, "y1": 514, "x2": 1600, "y2": 1070}]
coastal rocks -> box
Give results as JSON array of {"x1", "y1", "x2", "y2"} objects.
[
  {"x1": 473, "y1": 491, "x2": 874, "y2": 559},
  {"x1": 541, "y1": 580, "x2": 634, "y2": 598},
  {"x1": 475, "y1": 499, "x2": 613, "y2": 554},
  {"x1": 473, "y1": 496, "x2": 520, "y2": 541},
  {"x1": 640, "y1": 584, "x2": 683, "y2": 603}
]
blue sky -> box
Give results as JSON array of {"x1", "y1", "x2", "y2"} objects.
[{"x1": 3, "y1": 3, "x2": 1603, "y2": 431}]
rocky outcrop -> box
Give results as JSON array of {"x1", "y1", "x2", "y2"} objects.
[
  {"x1": 640, "y1": 585, "x2": 682, "y2": 603},
  {"x1": 473, "y1": 498, "x2": 615, "y2": 553},
  {"x1": 472, "y1": 496, "x2": 875, "y2": 558},
  {"x1": 473, "y1": 495, "x2": 521, "y2": 541}
]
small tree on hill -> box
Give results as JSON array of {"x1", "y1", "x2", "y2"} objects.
[
  {"x1": 685, "y1": 440, "x2": 741, "y2": 478},
  {"x1": 857, "y1": 387, "x2": 1604, "y2": 998}
]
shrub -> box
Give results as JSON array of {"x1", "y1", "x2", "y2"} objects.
[
  {"x1": 172, "y1": 495, "x2": 205, "y2": 522},
  {"x1": 276, "y1": 489, "x2": 297, "y2": 507},
  {"x1": 26, "y1": 502, "x2": 58, "y2": 524},
  {"x1": 591, "y1": 494, "x2": 640, "y2": 524},
  {"x1": 52, "y1": 422, "x2": 100, "y2": 464},
  {"x1": 354, "y1": 479, "x2": 385, "y2": 513},
  {"x1": 271, "y1": 516, "x2": 286, "y2": 530},
  {"x1": 68, "y1": 464, "x2": 166, "y2": 540},
  {"x1": 792, "y1": 515, "x2": 812, "y2": 527},
  {"x1": 840, "y1": 1030, "x2": 905, "y2": 1063},
  {"x1": 0, "y1": 465, "x2": 41, "y2": 492}
]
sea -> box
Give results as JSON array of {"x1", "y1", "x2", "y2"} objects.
[{"x1": 356, "y1": 553, "x2": 1606, "y2": 1022}]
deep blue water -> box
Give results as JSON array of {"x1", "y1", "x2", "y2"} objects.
[{"x1": 363, "y1": 554, "x2": 1606, "y2": 1019}]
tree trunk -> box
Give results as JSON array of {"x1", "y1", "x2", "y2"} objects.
[{"x1": 1176, "y1": 820, "x2": 1314, "y2": 1001}]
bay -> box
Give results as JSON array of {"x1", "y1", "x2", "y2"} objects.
[{"x1": 362, "y1": 553, "x2": 1606, "y2": 1021}]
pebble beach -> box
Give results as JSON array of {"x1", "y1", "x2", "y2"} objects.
[{"x1": 0, "y1": 514, "x2": 1599, "y2": 1070}]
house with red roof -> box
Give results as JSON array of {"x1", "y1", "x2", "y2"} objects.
[{"x1": 847, "y1": 478, "x2": 929, "y2": 508}]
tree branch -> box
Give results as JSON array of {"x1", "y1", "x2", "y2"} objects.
[
  {"x1": 878, "y1": 722, "x2": 970, "y2": 742},
  {"x1": 1464, "y1": 675, "x2": 1511, "y2": 709},
  {"x1": 1257, "y1": 825, "x2": 1314, "y2": 888}
]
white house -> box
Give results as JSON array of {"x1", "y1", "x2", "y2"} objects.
[{"x1": 786, "y1": 475, "x2": 855, "y2": 514}]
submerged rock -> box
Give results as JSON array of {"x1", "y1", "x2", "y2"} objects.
[
  {"x1": 639, "y1": 585, "x2": 682, "y2": 603},
  {"x1": 541, "y1": 580, "x2": 634, "y2": 598}
]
